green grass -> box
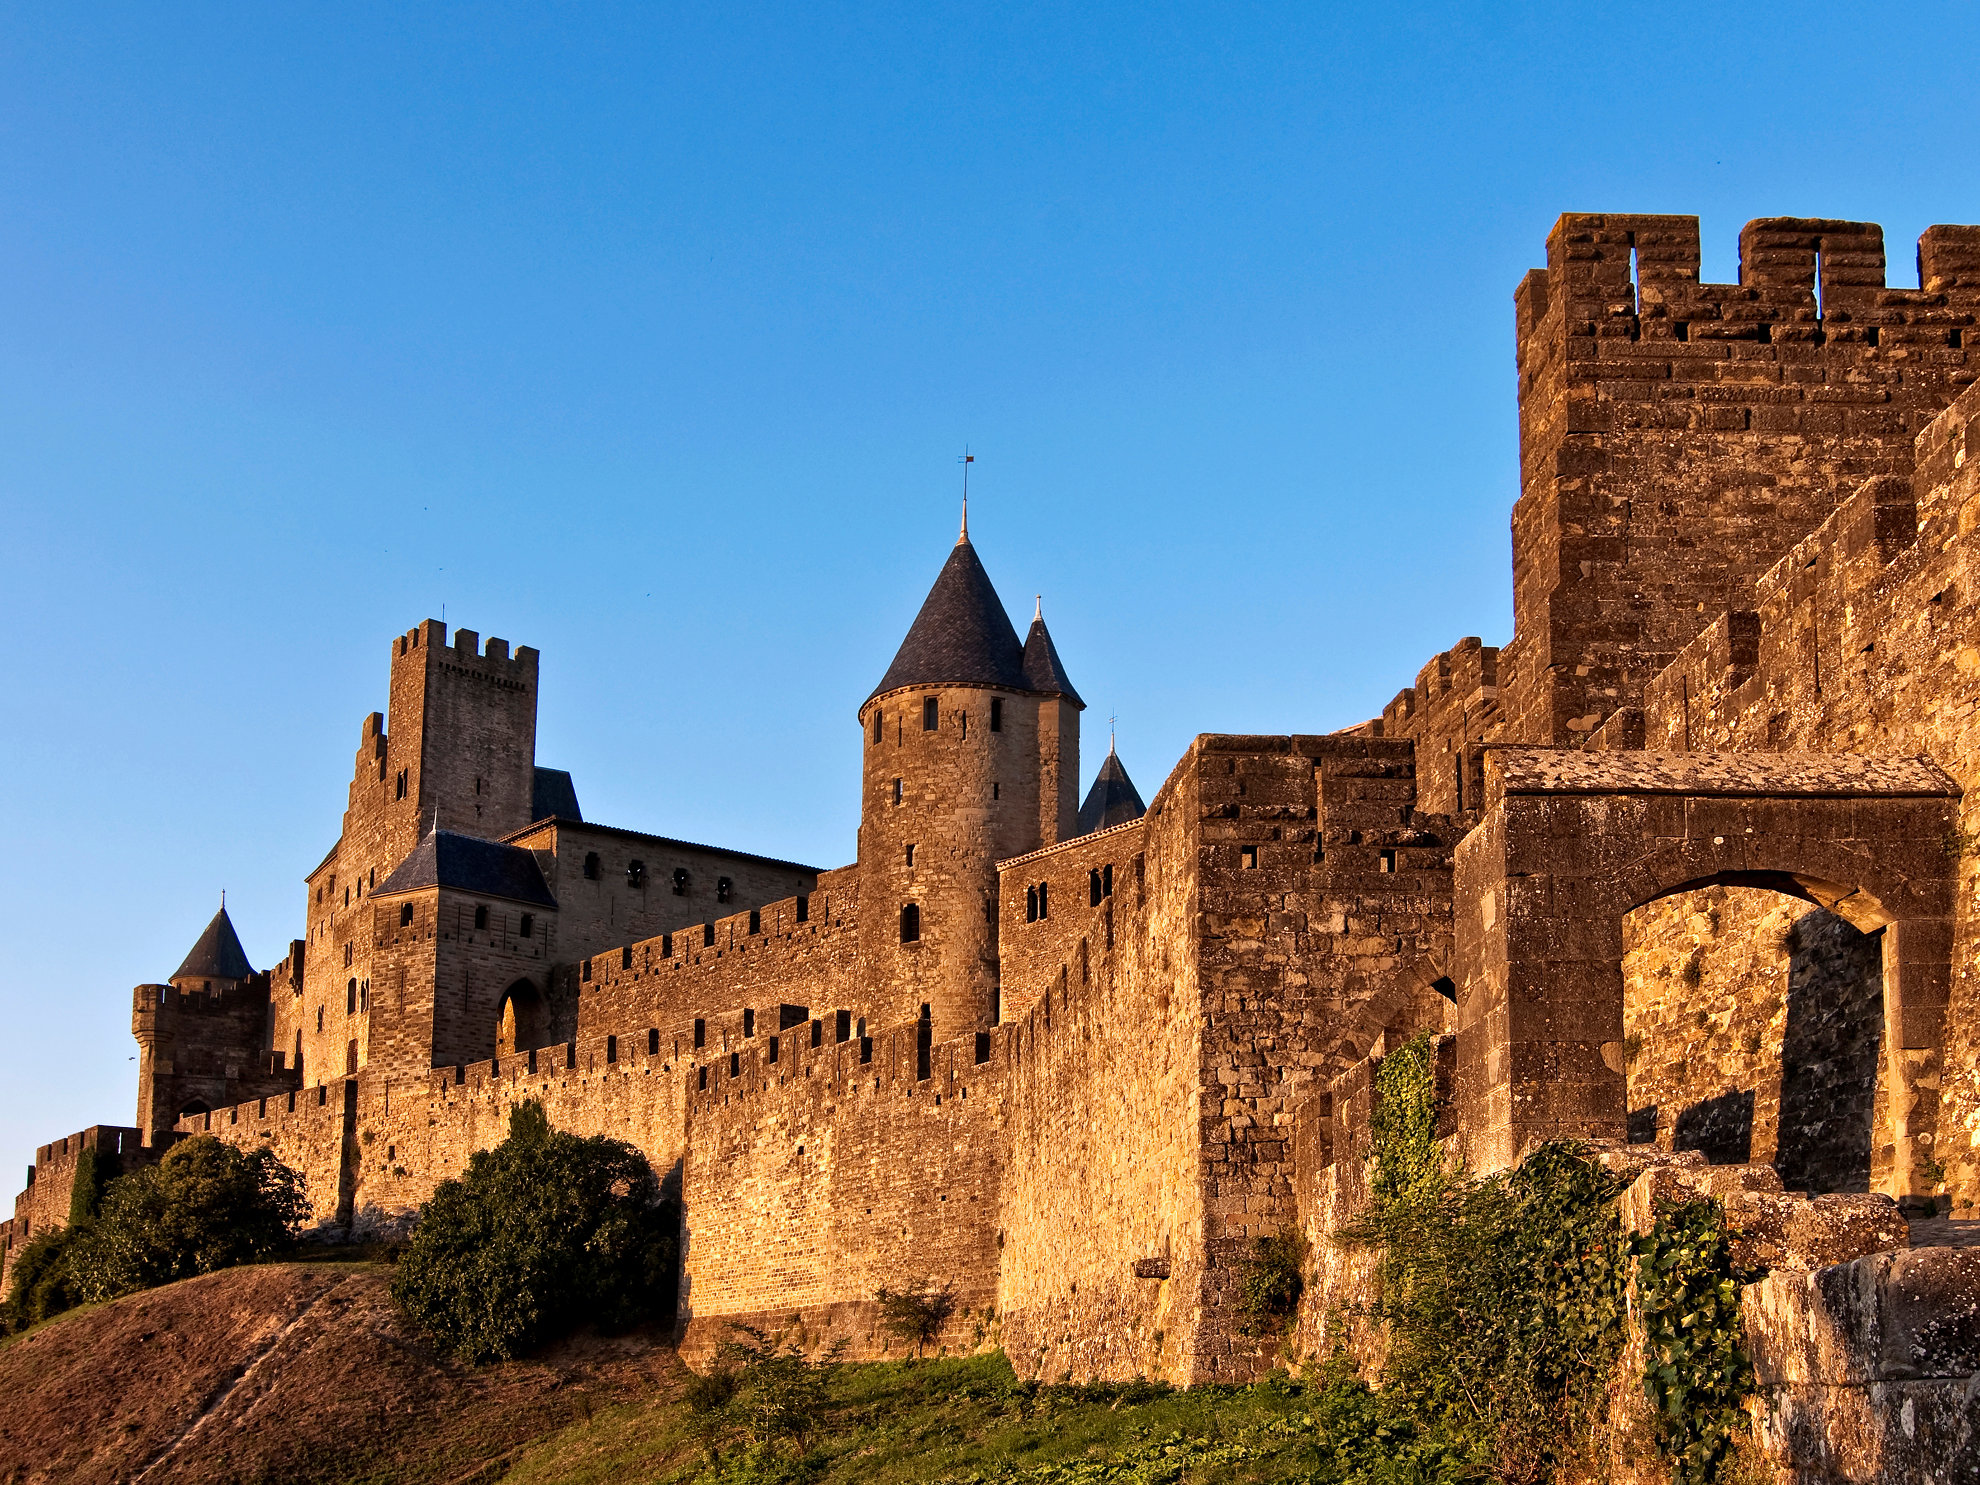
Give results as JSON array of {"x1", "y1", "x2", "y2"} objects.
[{"x1": 502, "y1": 1353, "x2": 1345, "y2": 1485}]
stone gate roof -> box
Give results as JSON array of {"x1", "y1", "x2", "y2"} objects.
[
  {"x1": 1487, "y1": 747, "x2": 1959, "y2": 798},
  {"x1": 172, "y1": 905, "x2": 255, "y2": 982}
]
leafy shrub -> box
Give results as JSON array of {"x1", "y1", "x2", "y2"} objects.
[
  {"x1": 1633, "y1": 1199, "x2": 1756, "y2": 1485},
  {"x1": 1241, "y1": 1230, "x2": 1308, "y2": 1334},
  {"x1": 712, "y1": 1320, "x2": 847, "y2": 1453},
  {"x1": 4, "y1": 1135, "x2": 309, "y2": 1333},
  {"x1": 874, "y1": 1275, "x2": 955, "y2": 1356},
  {"x1": 390, "y1": 1100, "x2": 677, "y2": 1362}
]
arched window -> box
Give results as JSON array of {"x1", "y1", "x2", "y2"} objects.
[
  {"x1": 1025, "y1": 885, "x2": 1038, "y2": 923},
  {"x1": 474, "y1": 904, "x2": 488, "y2": 930},
  {"x1": 1090, "y1": 869, "x2": 1103, "y2": 907},
  {"x1": 583, "y1": 852, "x2": 600, "y2": 880},
  {"x1": 346, "y1": 978, "x2": 357, "y2": 1014},
  {"x1": 1037, "y1": 881, "x2": 1049, "y2": 919},
  {"x1": 900, "y1": 902, "x2": 921, "y2": 943}
]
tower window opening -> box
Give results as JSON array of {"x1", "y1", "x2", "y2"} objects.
[
  {"x1": 648, "y1": 1027, "x2": 660, "y2": 1056},
  {"x1": 796, "y1": 894, "x2": 809, "y2": 923},
  {"x1": 583, "y1": 852, "x2": 600, "y2": 880},
  {"x1": 812, "y1": 1018, "x2": 823, "y2": 1047},
  {"x1": 744, "y1": 1008, "x2": 756, "y2": 1038},
  {"x1": 717, "y1": 876, "x2": 733, "y2": 903},
  {"x1": 694, "y1": 1018, "x2": 706, "y2": 1048},
  {"x1": 662, "y1": 932, "x2": 673, "y2": 957},
  {"x1": 923, "y1": 697, "x2": 938, "y2": 731},
  {"x1": 992, "y1": 782, "x2": 999, "y2": 800},
  {"x1": 1103, "y1": 863, "x2": 1113, "y2": 898},
  {"x1": 900, "y1": 902, "x2": 921, "y2": 943},
  {"x1": 627, "y1": 859, "x2": 646, "y2": 889},
  {"x1": 702, "y1": 922, "x2": 714, "y2": 947},
  {"x1": 360, "y1": 981, "x2": 368, "y2": 1011},
  {"x1": 622, "y1": 945, "x2": 633, "y2": 970},
  {"x1": 346, "y1": 1041, "x2": 358, "y2": 1075},
  {"x1": 1089, "y1": 869, "x2": 1103, "y2": 907},
  {"x1": 582, "y1": 958, "x2": 592, "y2": 983},
  {"x1": 1037, "y1": 881, "x2": 1049, "y2": 919},
  {"x1": 347, "y1": 978, "x2": 357, "y2": 1014},
  {"x1": 990, "y1": 697, "x2": 1003, "y2": 732},
  {"x1": 768, "y1": 1035, "x2": 779, "y2": 1064},
  {"x1": 748, "y1": 907, "x2": 761, "y2": 933},
  {"x1": 400, "y1": 903, "x2": 414, "y2": 928},
  {"x1": 892, "y1": 778, "x2": 903, "y2": 805},
  {"x1": 395, "y1": 769, "x2": 407, "y2": 800},
  {"x1": 344, "y1": 941, "x2": 353, "y2": 967},
  {"x1": 1379, "y1": 850, "x2": 1396, "y2": 873},
  {"x1": 519, "y1": 913, "x2": 534, "y2": 938},
  {"x1": 961, "y1": 711, "x2": 968, "y2": 739},
  {"x1": 475, "y1": 776, "x2": 482, "y2": 796},
  {"x1": 474, "y1": 905, "x2": 488, "y2": 930},
  {"x1": 606, "y1": 1035, "x2": 618, "y2": 1064},
  {"x1": 1240, "y1": 846, "x2": 1259, "y2": 870},
  {"x1": 698, "y1": 1066, "x2": 707, "y2": 1090},
  {"x1": 905, "y1": 843, "x2": 916, "y2": 867},
  {"x1": 835, "y1": 1009, "x2": 851, "y2": 1043},
  {"x1": 873, "y1": 711, "x2": 883, "y2": 744},
  {"x1": 673, "y1": 867, "x2": 690, "y2": 895},
  {"x1": 729, "y1": 1051, "x2": 740, "y2": 1077},
  {"x1": 1025, "y1": 885, "x2": 1038, "y2": 923}
]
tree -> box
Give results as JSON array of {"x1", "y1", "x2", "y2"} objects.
[
  {"x1": 390, "y1": 1100, "x2": 678, "y2": 1362},
  {"x1": 66, "y1": 1135, "x2": 310, "y2": 1303},
  {"x1": 874, "y1": 1276, "x2": 956, "y2": 1357}
]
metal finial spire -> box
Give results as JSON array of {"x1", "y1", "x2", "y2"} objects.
[
  {"x1": 958, "y1": 447, "x2": 974, "y2": 543},
  {"x1": 1034, "y1": 594, "x2": 1043, "y2": 622},
  {"x1": 1109, "y1": 712, "x2": 1117, "y2": 754}
]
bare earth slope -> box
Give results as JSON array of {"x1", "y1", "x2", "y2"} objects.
[{"x1": 0, "y1": 1261, "x2": 682, "y2": 1485}]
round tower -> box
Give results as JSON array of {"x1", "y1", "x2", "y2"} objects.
[{"x1": 858, "y1": 523, "x2": 1082, "y2": 1038}]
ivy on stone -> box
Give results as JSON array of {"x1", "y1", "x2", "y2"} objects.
[{"x1": 1632, "y1": 1199, "x2": 1755, "y2": 1485}]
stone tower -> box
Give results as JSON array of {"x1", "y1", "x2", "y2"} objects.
[{"x1": 857, "y1": 525, "x2": 1083, "y2": 1036}]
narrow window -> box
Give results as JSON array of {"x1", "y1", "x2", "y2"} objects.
[
  {"x1": 317, "y1": 1006, "x2": 324, "y2": 1033},
  {"x1": 922, "y1": 697, "x2": 938, "y2": 731},
  {"x1": 992, "y1": 782, "x2": 1000, "y2": 800},
  {"x1": 583, "y1": 852, "x2": 600, "y2": 880},
  {"x1": 648, "y1": 1027, "x2": 660, "y2": 1056},
  {"x1": 900, "y1": 902, "x2": 921, "y2": 943},
  {"x1": 622, "y1": 945, "x2": 633, "y2": 970},
  {"x1": 905, "y1": 844, "x2": 916, "y2": 867},
  {"x1": 892, "y1": 778, "x2": 903, "y2": 805},
  {"x1": 346, "y1": 1041, "x2": 358, "y2": 1075},
  {"x1": 347, "y1": 978, "x2": 357, "y2": 1014},
  {"x1": 975, "y1": 1031, "x2": 992, "y2": 1065},
  {"x1": 702, "y1": 922, "x2": 714, "y2": 947},
  {"x1": 1240, "y1": 845, "x2": 1259, "y2": 870},
  {"x1": 698, "y1": 1066, "x2": 707, "y2": 1090},
  {"x1": 717, "y1": 876, "x2": 733, "y2": 903},
  {"x1": 961, "y1": 711, "x2": 968, "y2": 739},
  {"x1": 768, "y1": 1035, "x2": 780, "y2": 1065},
  {"x1": 694, "y1": 1018, "x2": 706, "y2": 1048},
  {"x1": 519, "y1": 913, "x2": 534, "y2": 938},
  {"x1": 740, "y1": 1008, "x2": 755, "y2": 1039},
  {"x1": 1038, "y1": 881, "x2": 1049, "y2": 919},
  {"x1": 395, "y1": 769, "x2": 408, "y2": 800},
  {"x1": 796, "y1": 894, "x2": 809, "y2": 923},
  {"x1": 1379, "y1": 849, "x2": 1396, "y2": 873},
  {"x1": 990, "y1": 697, "x2": 1003, "y2": 732},
  {"x1": 860, "y1": 1036, "x2": 873, "y2": 1064},
  {"x1": 1089, "y1": 868, "x2": 1103, "y2": 907},
  {"x1": 835, "y1": 1009, "x2": 851, "y2": 1043},
  {"x1": 400, "y1": 903, "x2": 413, "y2": 928},
  {"x1": 606, "y1": 1035, "x2": 618, "y2": 1064},
  {"x1": 474, "y1": 776, "x2": 482, "y2": 796},
  {"x1": 873, "y1": 711, "x2": 883, "y2": 744},
  {"x1": 662, "y1": 932, "x2": 673, "y2": 958},
  {"x1": 627, "y1": 859, "x2": 646, "y2": 888},
  {"x1": 344, "y1": 941, "x2": 353, "y2": 967},
  {"x1": 672, "y1": 866, "x2": 690, "y2": 896},
  {"x1": 812, "y1": 1018, "x2": 823, "y2": 1048},
  {"x1": 582, "y1": 958, "x2": 592, "y2": 983},
  {"x1": 1103, "y1": 863, "x2": 1113, "y2": 898},
  {"x1": 749, "y1": 907, "x2": 761, "y2": 934},
  {"x1": 474, "y1": 904, "x2": 488, "y2": 930},
  {"x1": 1025, "y1": 885, "x2": 1038, "y2": 923},
  {"x1": 729, "y1": 1051, "x2": 739, "y2": 1077}
]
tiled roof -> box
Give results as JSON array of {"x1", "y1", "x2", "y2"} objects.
[
  {"x1": 173, "y1": 906, "x2": 255, "y2": 982},
  {"x1": 530, "y1": 767, "x2": 583, "y2": 822},
  {"x1": 868, "y1": 536, "x2": 1027, "y2": 700},
  {"x1": 1076, "y1": 748, "x2": 1146, "y2": 835},
  {"x1": 1021, "y1": 611, "x2": 1084, "y2": 707}
]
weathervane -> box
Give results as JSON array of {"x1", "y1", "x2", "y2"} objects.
[{"x1": 959, "y1": 447, "x2": 974, "y2": 539}]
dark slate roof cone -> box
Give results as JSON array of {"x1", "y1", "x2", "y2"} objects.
[
  {"x1": 1076, "y1": 737, "x2": 1146, "y2": 836},
  {"x1": 1020, "y1": 596, "x2": 1084, "y2": 707},
  {"x1": 868, "y1": 532, "x2": 1028, "y2": 700},
  {"x1": 172, "y1": 902, "x2": 255, "y2": 982}
]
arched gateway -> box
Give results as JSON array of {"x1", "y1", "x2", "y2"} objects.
[{"x1": 1453, "y1": 747, "x2": 1959, "y2": 1199}]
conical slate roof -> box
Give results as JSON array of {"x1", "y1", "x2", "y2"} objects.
[
  {"x1": 868, "y1": 535, "x2": 1028, "y2": 701},
  {"x1": 1076, "y1": 746, "x2": 1146, "y2": 836},
  {"x1": 1021, "y1": 606, "x2": 1084, "y2": 707},
  {"x1": 172, "y1": 905, "x2": 255, "y2": 982}
]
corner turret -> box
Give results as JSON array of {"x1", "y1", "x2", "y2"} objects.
[{"x1": 1076, "y1": 740, "x2": 1145, "y2": 836}]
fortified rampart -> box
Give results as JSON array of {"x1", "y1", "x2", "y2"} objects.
[{"x1": 15, "y1": 208, "x2": 1980, "y2": 1480}]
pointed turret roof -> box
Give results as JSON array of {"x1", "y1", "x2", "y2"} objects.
[
  {"x1": 1076, "y1": 745, "x2": 1146, "y2": 836},
  {"x1": 172, "y1": 905, "x2": 255, "y2": 983},
  {"x1": 1020, "y1": 599, "x2": 1084, "y2": 707},
  {"x1": 868, "y1": 535, "x2": 1028, "y2": 701}
]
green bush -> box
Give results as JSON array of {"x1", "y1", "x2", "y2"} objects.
[
  {"x1": 874, "y1": 1276, "x2": 955, "y2": 1356},
  {"x1": 1242, "y1": 1230, "x2": 1308, "y2": 1334},
  {"x1": 3, "y1": 1135, "x2": 309, "y2": 1334},
  {"x1": 390, "y1": 1100, "x2": 678, "y2": 1362},
  {"x1": 1633, "y1": 1199, "x2": 1756, "y2": 1485}
]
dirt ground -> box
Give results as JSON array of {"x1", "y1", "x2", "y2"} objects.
[{"x1": 0, "y1": 1260, "x2": 683, "y2": 1484}]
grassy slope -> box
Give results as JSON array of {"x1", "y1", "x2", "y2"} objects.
[{"x1": 503, "y1": 1355, "x2": 1334, "y2": 1485}]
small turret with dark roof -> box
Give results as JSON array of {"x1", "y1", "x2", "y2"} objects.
[
  {"x1": 1077, "y1": 742, "x2": 1146, "y2": 836},
  {"x1": 1021, "y1": 597, "x2": 1083, "y2": 706},
  {"x1": 171, "y1": 903, "x2": 254, "y2": 986}
]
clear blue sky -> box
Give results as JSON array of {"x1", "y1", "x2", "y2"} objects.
[{"x1": 5, "y1": 3, "x2": 1978, "y2": 1184}]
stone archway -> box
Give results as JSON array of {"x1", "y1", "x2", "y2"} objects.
[
  {"x1": 1453, "y1": 748, "x2": 1958, "y2": 1199},
  {"x1": 496, "y1": 978, "x2": 547, "y2": 1056}
]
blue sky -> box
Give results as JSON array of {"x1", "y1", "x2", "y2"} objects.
[{"x1": 4, "y1": 2, "x2": 1979, "y2": 1183}]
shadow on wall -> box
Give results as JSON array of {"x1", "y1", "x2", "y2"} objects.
[
  {"x1": 1776, "y1": 910, "x2": 1882, "y2": 1194},
  {"x1": 1674, "y1": 1088, "x2": 1756, "y2": 1165}
]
